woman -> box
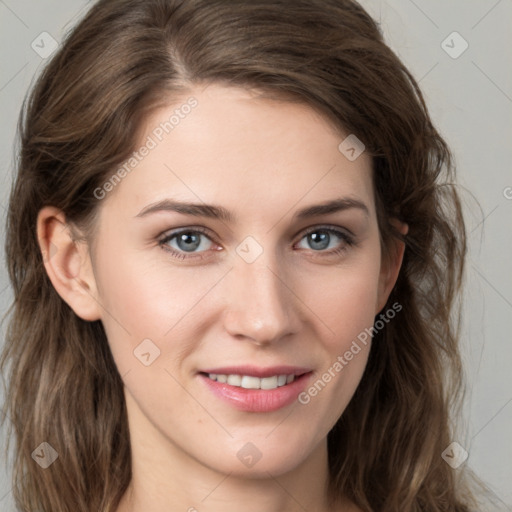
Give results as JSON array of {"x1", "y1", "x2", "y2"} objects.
[{"x1": 1, "y1": 0, "x2": 490, "y2": 511}]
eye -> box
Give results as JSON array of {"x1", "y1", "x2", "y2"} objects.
[
  {"x1": 158, "y1": 227, "x2": 218, "y2": 260},
  {"x1": 295, "y1": 226, "x2": 355, "y2": 254},
  {"x1": 158, "y1": 225, "x2": 356, "y2": 262}
]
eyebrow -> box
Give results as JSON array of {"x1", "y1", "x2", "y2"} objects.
[{"x1": 135, "y1": 197, "x2": 369, "y2": 222}]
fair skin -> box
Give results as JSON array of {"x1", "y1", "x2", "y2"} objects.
[{"x1": 38, "y1": 85, "x2": 406, "y2": 512}]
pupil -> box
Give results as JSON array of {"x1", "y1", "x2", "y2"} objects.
[
  {"x1": 178, "y1": 232, "x2": 200, "y2": 252},
  {"x1": 310, "y1": 231, "x2": 329, "y2": 250}
]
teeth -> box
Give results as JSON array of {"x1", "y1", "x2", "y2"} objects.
[
  {"x1": 260, "y1": 376, "x2": 278, "y2": 390},
  {"x1": 227, "y1": 374, "x2": 242, "y2": 386},
  {"x1": 241, "y1": 376, "x2": 261, "y2": 389},
  {"x1": 207, "y1": 373, "x2": 296, "y2": 390}
]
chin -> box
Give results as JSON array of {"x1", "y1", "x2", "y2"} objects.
[{"x1": 195, "y1": 435, "x2": 319, "y2": 478}]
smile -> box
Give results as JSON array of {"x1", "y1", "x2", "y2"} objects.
[
  {"x1": 198, "y1": 367, "x2": 313, "y2": 413},
  {"x1": 205, "y1": 373, "x2": 296, "y2": 390}
]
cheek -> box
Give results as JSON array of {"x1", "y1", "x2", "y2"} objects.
[
  {"x1": 93, "y1": 246, "x2": 223, "y2": 366},
  {"x1": 302, "y1": 254, "x2": 382, "y2": 350},
  {"x1": 297, "y1": 265, "x2": 379, "y2": 433},
  {"x1": 95, "y1": 247, "x2": 191, "y2": 329},
  {"x1": 296, "y1": 248, "x2": 381, "y2": 411}
]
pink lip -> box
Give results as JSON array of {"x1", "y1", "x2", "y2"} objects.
[{"x1": 198, "y1": 366, "x2": 313, "y2": 413}]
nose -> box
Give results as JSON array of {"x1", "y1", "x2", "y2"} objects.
[{"x1": 222, "y1": 248, "x2": 300, "y2": 346}]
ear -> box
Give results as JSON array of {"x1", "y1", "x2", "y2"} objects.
[
  {"x1": 375, "y1": 219, "x2": 408, "y2": 314},
  {"x1": 37, "y1": 206, "x2": 102, "y2": 321}
]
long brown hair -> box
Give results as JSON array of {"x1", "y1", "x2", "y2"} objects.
[{"x1": 1, "y1": 0, "x2": 490, "y2": 510}]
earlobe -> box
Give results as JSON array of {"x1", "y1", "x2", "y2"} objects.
[
  {"x1": 37, "y1": 206, "x2": 102, "y2": 322},
  {"x1": 376, "y1": 220, "x2": 408, "y2": 314}
]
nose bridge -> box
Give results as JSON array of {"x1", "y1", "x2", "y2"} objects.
[{"x1": 223, "y1": 240, "x2": 298, "y2": 343}]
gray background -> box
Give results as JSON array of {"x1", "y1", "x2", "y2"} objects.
[{"x1": 0, "y1": 0, "x2": 511, "y2": 510}]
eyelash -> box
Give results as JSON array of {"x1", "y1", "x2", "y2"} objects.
[{"x1": 158, "y1": 225, "x2": 356, "y2": 261}]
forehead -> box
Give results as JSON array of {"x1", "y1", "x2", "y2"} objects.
[{"x1": 98, "y1": 84, "x2": 375, "y2": 222}]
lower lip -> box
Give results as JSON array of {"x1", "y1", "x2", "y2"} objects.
[{"x1": 199, "y1": 373, "x2": 312, "y2": 413}]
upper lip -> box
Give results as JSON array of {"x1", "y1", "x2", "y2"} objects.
[{"x1": 199, "y1": 365, "x2": 312, "y2": 378}]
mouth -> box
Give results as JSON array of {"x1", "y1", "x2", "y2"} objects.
[
  {"x1": 198, "y1": 366, "x2": 313, "y2": 412},
  {"x1": 200, "y1": 372, "x2": 300, "y2": 390}
]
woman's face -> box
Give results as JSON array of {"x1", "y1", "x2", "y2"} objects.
[{"x1": 85, "y1": 84, "x2": 398, "y2": 477}]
